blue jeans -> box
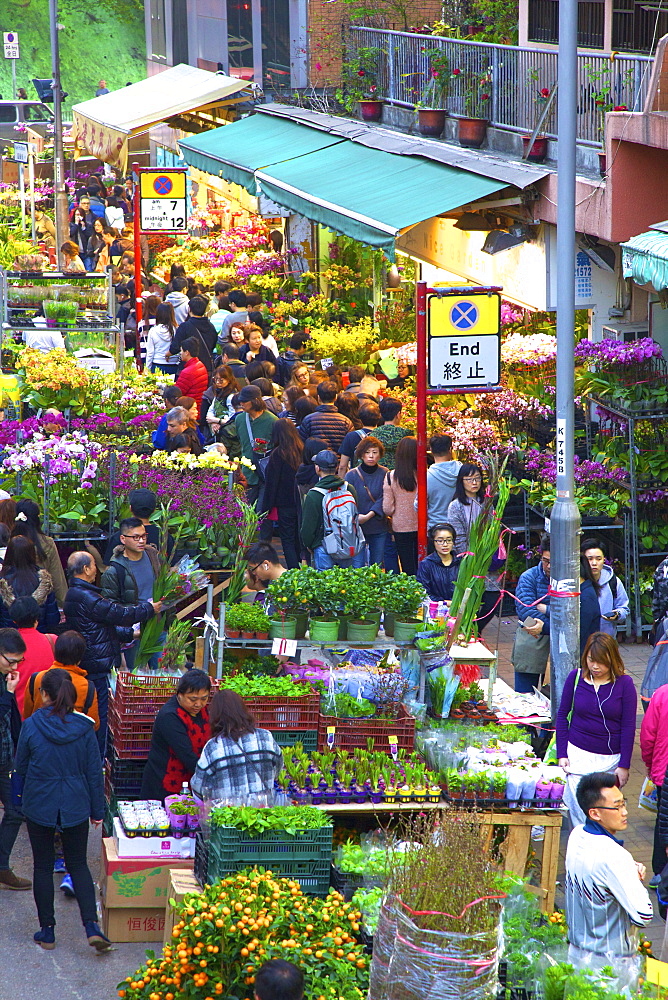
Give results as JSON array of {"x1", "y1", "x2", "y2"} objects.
[
  {"x1": 89, "y1": 675, "x2": 109, "y2": 759},
  {"x1": 313, "y1": 545, "x2": 366, "y2": 571},
  {"x1": 514, "y1": 671, "x2": 541, "y2": 693},
  {"x1": 366, "y1": 532, "x2": 388, "y2": 567},
  {"x1": 383, "y1": 533, "x2": 400, "y2": 573},
  {"x1": 0, "y1": 766, "x2": 24, "y2": 869}
]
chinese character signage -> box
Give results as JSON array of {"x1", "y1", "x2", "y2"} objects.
[{"x1": 427, "y1": 293, "x2": 501, "y2": 391}]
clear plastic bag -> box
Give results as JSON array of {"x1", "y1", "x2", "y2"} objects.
[
  {"x1": 369, "y1": 894, "x2": 399, "y2": 1000},
  {"x1": 383, "y1": 900, "x2": 500, "y2": 1000}
]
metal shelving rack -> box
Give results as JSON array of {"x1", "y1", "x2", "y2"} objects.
[
  {"x1": 0, "y1": 269, "x2": 121, "y2": 367},
  {"x1": 590, "y1": 396, "x2": 668, "y2": 639}
]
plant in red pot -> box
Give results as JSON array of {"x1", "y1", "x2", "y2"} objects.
[
  {"x1": 415, "y1": 48, "x2": 455, "y2": 137},
  {"x1": 456, "y1": 66, "x2": 492, "y2": 148},
  {"x1": 521, "y1": 72, "x2": 555, "y2": 164},
  {"x1": 336, "y1": 46, "x2": 385, "y2": 123}
]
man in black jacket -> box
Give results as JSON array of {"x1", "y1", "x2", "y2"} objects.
[
  {"x1": 170, "y1": 295, "x2": 217, "y2": 374},
  {"x1": 0, "y1": 627, "x2": 30, "y2": 890},
  {"x1": 63, "y1": 552, "x2": 161, "y2": 753}
]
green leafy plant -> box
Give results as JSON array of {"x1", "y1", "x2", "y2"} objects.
[
  {"x1": 418, "y1": 49, "x2": 455, "y2": 109},
  {"x1": 210, "y1": 805, "x2": 331, "y2": 836},
  {"x1": 224, "y1": 603, "x2": 271, "y2": 633},
  {"x1": 382, "y1": 574, "x2": 427, "y2": 617},
  {"x1": 220, "y1": 675, "x2": 312, "y2": 699},
  {"x1": 335, "y1": 46, "x2": 384, "y2": 114}
]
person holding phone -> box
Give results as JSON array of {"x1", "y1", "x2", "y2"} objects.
[{"x1": 581, "y1": 538, "x2": 630, "y2": 636}]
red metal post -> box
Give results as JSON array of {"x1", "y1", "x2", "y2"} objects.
[
  {"x1": 416, "y1": 280, "x2": 428, "y2": 561},
  {"x1": 132, "y1": 163, "x2": 143, "y2": 372}
]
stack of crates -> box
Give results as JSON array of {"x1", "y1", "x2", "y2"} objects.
[{"x1": 205, "y1": 823, "x2": 333, "y2": 897}]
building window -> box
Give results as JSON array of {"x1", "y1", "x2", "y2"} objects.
[
  {"x1": 150, "y1": 0, "x2": 167, "y2": 60},
  {"x1": 528, "y1": 0, "x2": 604, "y2": 48},
  {"x1": 612, "y1": 0, "x2": 668, "y2": 53},
  {"x1": 261, "y1": 0, "x2": 290, "y2": 90}
]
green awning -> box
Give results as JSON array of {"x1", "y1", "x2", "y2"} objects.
[
  {"x1": 622, "y1": 229, "x2": 668, "y2": 291},
  {"x1": 179, "y1": 114, "x2": 344, "y2": 190},
  {"x1": 256, "y1": 142, "x2": 503, "y2": 252}
]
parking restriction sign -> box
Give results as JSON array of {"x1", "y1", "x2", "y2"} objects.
[
  {"x1": 427, "y1": 291, "x2": 501, "y2": 390},
  {"x1": 3, "y1": 32, "x2": 19, "y2": 59},
  {"x1": 139, "y1": 169, "x2": 187, "y2": 233}
]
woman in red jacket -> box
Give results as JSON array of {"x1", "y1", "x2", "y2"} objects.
[
  {"x1": 175, "y1": 337, "x2": 209, "y2": 409},
  {"x1": 640, "y1": 683, "x2": 668, "y2": 885}
]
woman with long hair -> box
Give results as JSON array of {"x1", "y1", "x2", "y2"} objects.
[
  {"x1": 447, "y1": 463, "x2": 500, "y2": 633},
  {"x1": 417, "y1": 523, "x2": 461, "y2": 602},
  {"x1": 146, "y1": 301, "x2": 178, "y2": 375},
  {"x1": 14, "y1": 668, "x2": 109, "y2": 951},
  {"x1": 203, "y1": 365, "x2": 240, "y2": 434},
  {"x1": 287, "y1": 363, "x2": 312, "y2": 396},
  {"x1": 382, "y1": 435, "x2": 418, "y2": 575},
  {"x1": 556, "y1": 631, "x2": 636, "y2": 826},
  {"x1": 191, "y1": 689, "x2": 282, "y2": 800},
  {"x1": 85, "y1": 217, "x2": 105, "y2": 271},
  {"x1": 262, "y1": 420, "x2": 304, "y2": 569},
  {"x1": 279, "y1": 385, "x2": 306, "y2": 423},
  {"x1": 293, "y1": 395, "x2": 317, "y2": 428},
  {"x1": 0, "y1": 537, "x2": 59, "y2": 632},
  {"x1": 11, "y1": 499, "x2": 67, "y2": 605},
  {"x1": 0, "y1": 499, "x2": 16, "y2": 534},
  {"x1": 335, "y1": 391, "x2": 362, "y2": 429}
]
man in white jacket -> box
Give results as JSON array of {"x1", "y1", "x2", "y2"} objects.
[{"x1": 565, "y1": 772, "x2": 653, "y2": 983}]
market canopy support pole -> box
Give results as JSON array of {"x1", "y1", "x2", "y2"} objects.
[
  {"x1": 49, "y1": 0, "x2": 68, "y2": 268},
  {"x1": 550, "y1": 0, "x2": 581, "y2": 717},
  {"x1": 416, "y1": 281, "x2": 428, "y2": 560},
  {"x1": 132, "y1": 162, "x2": 143, "y2": 371}
]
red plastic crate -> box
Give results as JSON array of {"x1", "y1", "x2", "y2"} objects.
[
  {"x1": 317, "y1": 705, "x2": 415, "y2": 751},
  {"x1": 107, "y1": 705, "x2": 154, "y2": 759},
  {"x1": 114, "y1": 673, "x2": 180, "y2": 714},
  {"x1": 245, "y1": 693, "x2": 320, "y2": 730}
]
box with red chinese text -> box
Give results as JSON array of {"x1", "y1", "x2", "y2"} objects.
[
  {"x1": 102, "y1": 905, "x2": 166, "y2": 942},
  {"x1": 101, "y1": 837, "x2": 193, "y2": 908}
]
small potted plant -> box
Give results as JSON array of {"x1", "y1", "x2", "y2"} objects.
[
  {"x1": 522, "y1": 70, "x2": 555, "y2": 163},
  {"x1": 535, "y1": 776, "x2": 553, "y2": 806},
  {"x1": 416, "y1": 48, "x2": 454, "y2": 137},
  {"x1": 550, "y1": 775, "x2": 565, "y2": 804},
  {"x1": 382, "y1": 574, "x2": 426, "y2": 639},
  {"x1": 267, "y1": 567, "x2": 319, "y2": 637},
  {"x1": 456, "y1": 67, "x2": 492, "y2": 148},
  {"x1": 492, "y1": 772, "x2": 507, "y2": 800},
  {"x1": 336, "y1": 46, "x2": 385, "y2": 122}
]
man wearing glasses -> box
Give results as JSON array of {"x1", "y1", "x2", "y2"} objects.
[
  {"x1": 565, "y1": 772, "x2": 652, "y2": 980},
  {"x1": 0, "y1": 628, "x2": 31, "y2": 890},
  {"x1": 101, "y1": 517, "x2": 165, "y2": 671}
]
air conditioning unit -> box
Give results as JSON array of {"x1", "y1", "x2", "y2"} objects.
[{"x1": 600, "y1": 322, "x2": 649, "y2": 343}]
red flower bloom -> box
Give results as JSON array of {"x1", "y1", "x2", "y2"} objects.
[
  {"x1": 357, "y1": 69, "x2": 365, "y2": 77},
  {"x1": 613, "y1": 104, "x2": 628, "y2": 111},
  {"x1": 481, "y1": 93, "x2": 490, "y2": 100},
  {"x1": 453, "y1": 68, "x2": 461, "y2": 75},
  {"x1": 540, "y1": 88, "x2": 550, "y2": 97}
]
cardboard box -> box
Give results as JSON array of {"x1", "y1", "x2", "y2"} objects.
[
  {"x1": 101, "y1": 837, "x2": 193, "y2": 908},
  {"x1": 113, "y1": 817, "x2": 196, "y2": 859},
  {"x1": 163, "y1": 869, "x2": 203, "y2": 944},
  {"x1": 102, "y1": 904, "x2": 166, "y2": 942}
]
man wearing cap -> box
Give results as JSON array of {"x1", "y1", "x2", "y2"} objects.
[
  {"x1": 103, "y1": 489, "x2": 175, "y2": 565},
  {"x1": 234, "y1": 385, "x2": 278, "y2": 506},
  {"x1": 300, "y1": 450, "x2": 365, "y2": 570}
]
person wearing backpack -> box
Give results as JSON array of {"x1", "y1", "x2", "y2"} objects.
[
  {"x1": 300, "y1": 450, "x2": 366, "y2": 570},
  {"x1": 344, "y1": 436, "x2": 390, "y2": 567},
  {"x1": 581, "y1": 538, "x2": 629, "y2": 637},
  {"x1": 23, "y1": 630, "x2": 99, "y2": 730}
]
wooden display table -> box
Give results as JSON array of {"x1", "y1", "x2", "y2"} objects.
[{"x1": 315, "y1": 802, "x2": 562, "y2": 913}]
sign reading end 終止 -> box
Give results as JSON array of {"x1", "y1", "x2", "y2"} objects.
[{"x1": 427, "y1": 292, "x2": 501, "y2": 391}]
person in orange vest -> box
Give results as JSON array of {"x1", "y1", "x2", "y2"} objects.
[{"x1": 23, "y1": 631, "x2": 99, "y2": 730}]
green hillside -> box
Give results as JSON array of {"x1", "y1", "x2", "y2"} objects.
[{"x1": 0, "y1": 0, "x2": 145, "y2": 115}]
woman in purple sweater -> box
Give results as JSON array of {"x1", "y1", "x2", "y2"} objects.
[{"x1": 556, "y1": 631, "x2": 636, "y2": 826}]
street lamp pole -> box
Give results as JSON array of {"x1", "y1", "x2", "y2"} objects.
[
  {"x1": 49, "y1": 0, "x2": 69, "y2": 269},
  {"x1": 550, "y1": 0, "x2": 581, "y2": 715}
]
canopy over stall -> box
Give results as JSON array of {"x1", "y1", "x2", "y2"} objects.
[
  {"x1": 622, "y1": 224, "x2": 668, "y2": 291},
  {"x1": 71, "y1": 64, "x2": 252, "y2": 172}
]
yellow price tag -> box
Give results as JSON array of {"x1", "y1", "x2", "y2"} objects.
[
  {"x1": 646, "y1": 959, "x2": 668, "y2": 988},
  {"x1": 388, "y1": 736, "x2": 398, "y2": 745},
  {"x1": 327, "y1": 727, "x2": 336, "y2": 735}
]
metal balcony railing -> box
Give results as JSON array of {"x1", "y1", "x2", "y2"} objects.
[{"x1": 348, "y1": 26, "x2": 653, "y2": 145}]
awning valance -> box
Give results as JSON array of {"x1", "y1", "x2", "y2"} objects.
[
  {"x1": 71, "y1": 65, "x2": 250, "y2": 172},
  {"x1": 180, "y1": 112, "x2": 504, "y2": 253},
  {"x1": 622, "y1": 229, "x2": 668, "y2": 290},
  {"x1": 179, "y1": 114, "x2": 345, "y2": 189}
]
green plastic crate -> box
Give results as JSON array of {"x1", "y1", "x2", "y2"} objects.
[
  {"x1": 270, "y1": 729, "x2": 318, "y2": 752},
  {"x1": 209, "y1": 824, "x2": 333, "y2": 863},
  {"x1": 207, "y1": 854, "x2": 331, "y2": 896}
]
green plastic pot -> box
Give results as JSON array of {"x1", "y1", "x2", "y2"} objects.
[
  {"x1": 269, "y1": 616, "x2": 297, "y2": 640},
  {"x1": 337, "y1": 614, "x2": 350, "y2": 641},
  {"x1": 309, "y1": 617, "x2": 340, "y2": 642},
  {"x1": 393, "y1": 619, "x2": 420, "y2": 643},
  {"x1": 346, "y1": 619, "x2": 379, "y2": 643},
  {"x1": 383, "y1": 612, "x2": 395, "y2": 637},
  {"x1": 366, "y1": 610, "x2": 382, "y2": 628},
  {"x1": 291, "y1": 611, "x2": 308, "y2": 639}
]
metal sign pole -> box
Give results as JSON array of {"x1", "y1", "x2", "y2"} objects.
[
  {"x1": 11, "y1": 59, "x2": 16, "y2": 100},
  {"x1": 416, "y1": 281, "x2": 429, "y2": 561},
  {"x1": 18, "y1": 164, "x2": 25, "y2": 234},
  {"x1": 132, "y1": 163, "x2": 143, "y2": 371},
  {"x1": 550, "y1": 0, "x2": 581, "y2": 717}
]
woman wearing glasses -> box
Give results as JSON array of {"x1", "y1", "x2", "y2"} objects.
[
  {"x1": 556, "y1": 631, "x2": 636, "y2": 826},
  {"x1": 447, "y1": 463, "x2": 500, "y2": 633},
  {"x1": 416, "y1": 523, "x2": 460, "y2": 603}
]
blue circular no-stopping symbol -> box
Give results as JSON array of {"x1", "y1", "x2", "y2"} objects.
[
  {"x1": 450, "y1": 301, "x2": 479, "y2": 330},
  {"x1": 153, "y1": 175, "x2": 173, "y2": 195}
]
